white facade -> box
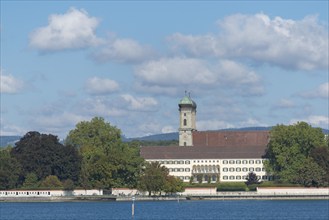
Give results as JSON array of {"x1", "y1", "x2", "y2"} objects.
[{"x1": 146, "y1": 158, "x2": 269, "y2": 183}]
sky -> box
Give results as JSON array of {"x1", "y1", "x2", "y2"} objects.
[{"x1": 1, "y1": 1, "x2": 328, "y2": 139}]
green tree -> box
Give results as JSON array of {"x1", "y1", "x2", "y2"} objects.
[
  {"x1": 11, "y1": 131, "x2": 81, "y2": 185},
  {"x1": 310, "y1": 147, "x2": 329, "y2": 183},
  {"x1": 22, "y1": 173, "x2": 39, "y2": 189},
  {"x1": 40, "y1": 175, "x2": 63, "y2": 188},
  {"x1": 265, "y1": 122, "x2": 327, "y2": 186},
  {"x1": 163, "y1": 176, "x2": 185, "y2": 195},
  {"x1": 0, "y1": 147, "x2": 21, "y2": 189},
  {"x1": 138, "y1": 162, "x2": 169, "y2": 196},
  {"x1": 66, "y1": 117, "x2": 144, "y2": 189},
  {"x1": 63, "y1": 179, "x2": 75, "y2": 191},
  {"x1": 245, "y1": 172, "x2": 259, "y2": 186}
]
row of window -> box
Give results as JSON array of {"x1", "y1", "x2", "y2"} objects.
[
  {"x1": 159, "y1": 161, "x2": 190, "y2": 165},
  {"x1": 169, "y1": 168, "x2": 190, "y2": 172},
  {"x1": 222, "y1": 160, "x2": 264, "y2": 165},
  {"x1": 155, "y1": 159, "x2": 266, "y2": 165},
  {"x1": 222, "y1": 167, "x2": 265, "y2": 172},
  {"x1": 223, "y1": 175, "x2": 269, "y2": 180}
]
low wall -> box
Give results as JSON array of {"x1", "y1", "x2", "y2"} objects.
[
  {"x1": 181, "y1": 187, "x2": 217, "y2": 196},
  {"x1": 111, "y1": 188, "x2": 145, "y2": 196},
  {"x1": 0, "y1": 189, "x2": 103, "y2": 197},
  {"x1": 257, "y1": 187, "x2": 329, "y2": 195}
]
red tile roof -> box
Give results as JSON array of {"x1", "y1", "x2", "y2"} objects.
[{"x1": 140, "y1": 130, "x2": 269, "y2": 160}]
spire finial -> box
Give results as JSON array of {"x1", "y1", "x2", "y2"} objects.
[
  {"x1": 185, "y1": 90, "x2": 187, "y2": 96},
  {"x1": 188, "y1": 91, "x2": 191, "y2": 98}
]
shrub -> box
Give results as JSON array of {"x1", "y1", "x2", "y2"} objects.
[{"x1": 217, "y1": 182, "x2": 247, "y2": 191}]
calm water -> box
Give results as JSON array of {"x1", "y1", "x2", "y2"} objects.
[{"x1": 0, "y1": 200, "x2": 328, "y2": 220}]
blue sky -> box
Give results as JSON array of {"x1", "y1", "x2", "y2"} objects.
[{"x1": 1, "y1": 1, "x2": 328, "y2": 139}]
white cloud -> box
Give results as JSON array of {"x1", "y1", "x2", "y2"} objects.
[
  {"x1": 93, "y1": 38, "x2": 156, "y2": 63},
  {"x1": 134, "y1": 57, "x2": 264, "y2": 96},
  {"x1": 120, "y1": 94, "x2": 158, "y2": 111},
  {"x1": 29, "y1": 8, "x2": 102, "y2": 52},
  {"x1": 0, "y1": 71, "x2": 24, "y2": 94},
  {"x1": 161, "y1": 125, "x2": 176, "y2": 133},
  {"x1": 300, "y1": 82, "x2": 329, "y2": 99},
  {"x1": 168, "y1": 13, "x2": 328, "y2": 70},
  {"x1": 290, "y1": 115, "x2": 329, "y2": 129},
  {"x1": 85, "y1": 77, "x2": 120, "y2": 95},
  {"x1": 135, "y1": 57, "x2": 216, "y2": 86},
  {"x1": 31, "y1": 112, "x2": 90, "y2": 136}
]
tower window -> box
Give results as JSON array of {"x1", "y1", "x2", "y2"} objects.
[
  {"x1": 184, "y1": 142, "x2": 186, "y2": 146},
  {"x1": 183, "y1": 119, "x2": 187, "y2": 126},
  {"x1": 184, "y1": 113, "x2": 186, "y2": 116}
]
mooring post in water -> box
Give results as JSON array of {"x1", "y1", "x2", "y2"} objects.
[{"x1": 132, "y1": 196, "x2": 135, "y2": 219}]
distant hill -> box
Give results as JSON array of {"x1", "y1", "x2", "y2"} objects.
[
  {"x1": 1, "y1": 126, "x2": 328, "y2": 147},
  {"x1": 125, "y1": 126, "x2": 329, "y2": 142},
  {"x1": 0, "y1": 136, "x2": 21, "y2": 147}
]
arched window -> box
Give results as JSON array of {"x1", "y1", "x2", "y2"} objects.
[{"x1": 183, "y1": 119, "x2": 187, "y2": 126}]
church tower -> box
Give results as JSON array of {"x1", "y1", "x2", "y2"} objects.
[{"x1": 179, "y1": 92, "x2": 197, "y2": 146}]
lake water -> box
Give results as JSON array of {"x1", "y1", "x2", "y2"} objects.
[{"x1": 0, "y1": 200, "x2": 328, "y2": 220}]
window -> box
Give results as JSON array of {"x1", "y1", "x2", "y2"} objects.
[
  {"x1": 184, "y1": 142, "x2": 186, "y2": 146},
  {"x1": 256, "y1": 168, "x2": 261, "y2": 172},
  {"x1": 236, "y1": 176, "x2": 241, "y2": 180},
  {"x1": 223, "y1": 160, "x2": 228, "y2": 164},
  {"x1": 262, "y1": 175, "x2": 268, "y2": 180},
  {"x1": 256, "y1": 160, "x2": 261, "y2": 164},
  {"x1": 184, "y1": 113, "x2": 186, "y2": 116},
  {"x1": 229, "y1": 160, "x2": 235, "y2": 164},
  {"x1": 185, "y1": 161, "x2": 190, "y2": 164},
  {"x1": 249, "y1": 168, "x2": 254, "y2": 172},
  {"x1": 185, "y1": 176, "x2": 190, "y2": 180},
  {"x1": 242, "y1": 167, "x2": 248, "y2": 172},
  {"x1": 183, "y1": 119, "x2": 187, "y2": 126},
  {"x1": 249, "y1": 160, "x2": 254, "y2": 164},
  {"x1": 223, "y1": 176, "x2": 228, "y2": 180},
  {"x1": 229, "y1": 176, "x2": 235, "y2": 180},
  {"x1": 236, "y1": 160, "x2": 241, "y2": 164},
  {"x1": 242, "y1": 160, "x2": 248, "y2": 164},
  {"x1": 223, "y1": 168, "x2": 228, "y2": 172},
  {"x1": 236, "y1": 168, "x2": 241, "y2": 172},
  {"x1": 185, "y1": 168, "x2": 190, "y2": 172},
  {"x1": 229, "y1": 168, "x2": 235, "y2": 172}
]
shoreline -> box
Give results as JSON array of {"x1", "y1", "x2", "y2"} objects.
[{"x1": 1, "y1": 194, "x2": 328, "y2": 202}]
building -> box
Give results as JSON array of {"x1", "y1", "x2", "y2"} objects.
[{"x1": 140, "y1": 94, "x2": 271, "y2": 183}]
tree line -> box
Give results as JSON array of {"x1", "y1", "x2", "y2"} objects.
[
  {"x1": 1, "y1": 118, "x2": 328, "y2": 193},
  {"x1": 0, "y1": 117, "x2": 183, "y2": 195}
]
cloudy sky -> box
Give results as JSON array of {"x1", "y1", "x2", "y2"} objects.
[{"x1": 1, "y1": 1, "x2": 328, "y2": 139}]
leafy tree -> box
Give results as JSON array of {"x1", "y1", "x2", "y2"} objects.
[
  {"x1": 138, "y1": 162, "x2": 169, "y2": 196},
  {"x1": 0, "y1": 147, "x2": 21, "y2": 189},
  {"x1": 11, "y1": 131, "x2": 81, "y2": 185},
  {"x1": 164, "y1": 176, "x2": 185, "y2": 195},
  {"x1": 245, "y1": 172, "x2": 259, "y2": 186},
  {"x1": 289, "y1": 158, "x2": 327, "y2": 187},
  {"x1": 22, "y1": 173, "x2": 39, "y2": 189},
  {"x1": 265, "y1": 122, "x2": 327, "y2": 186},
  {"x1": 63, "y1": 179, "x2": 75, "y2": 191},
  {"x1": 40, "y1": 175, "x2": 63, "y2": 188},
  {"x1": 66, "y1": 117, "x2": 144, "y2": 189},
  {"x1": 310, "y1": 147, "x2": 329, "y2": 183}
]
